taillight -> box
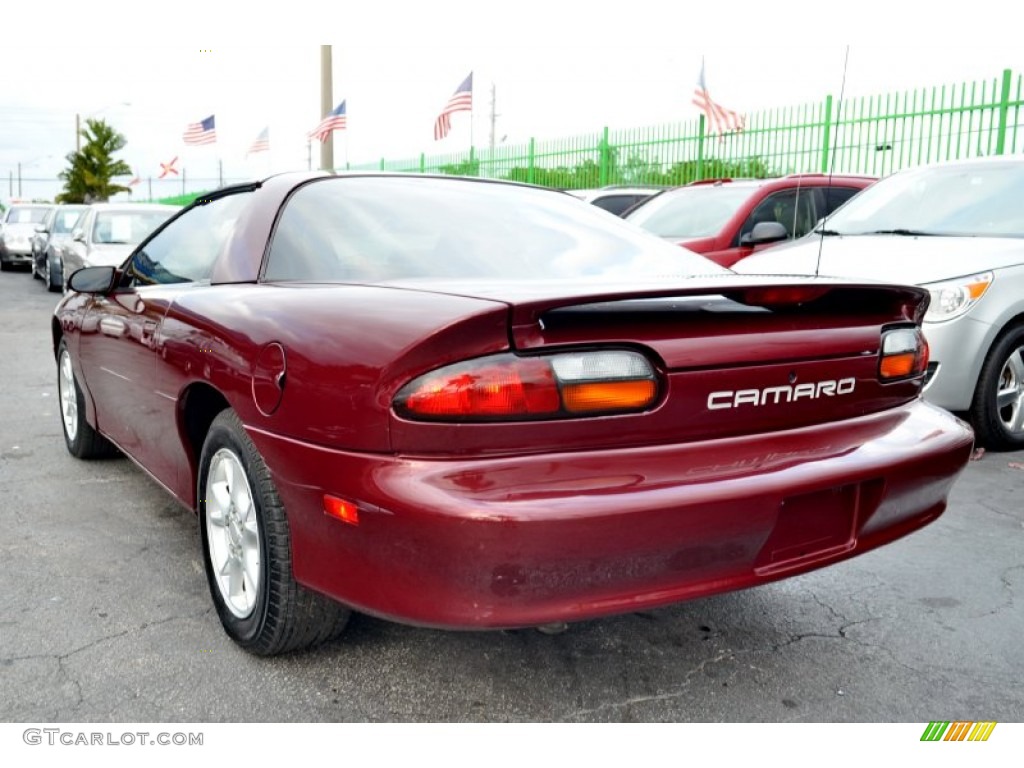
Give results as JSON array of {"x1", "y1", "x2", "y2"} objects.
[
  {"x1": 879, "y1": 328, "x2": 929, "y2": 380},
  {"x1": 395, "y1": 350, "x2": 659, "y2": 421}
]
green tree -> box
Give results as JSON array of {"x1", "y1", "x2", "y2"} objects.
[{"x1": 57, "y1": 118, "x2": 133, "y2": 203}]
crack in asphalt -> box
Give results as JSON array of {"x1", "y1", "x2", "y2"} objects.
[
  {"x1": 2, "y1": 608, "x2": 214, "y2": 719},
  {"x1": 567, "y1": 648, "x2": 736, "y2": 720}
]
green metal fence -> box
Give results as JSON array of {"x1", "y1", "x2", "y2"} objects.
[{"x1": 345, "y1": 68, "x2": 1024, "y2": 187}]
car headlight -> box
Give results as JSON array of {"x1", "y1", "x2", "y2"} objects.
[{"x1": 924, "y1": 271, "x2": 993, "y2": 323}]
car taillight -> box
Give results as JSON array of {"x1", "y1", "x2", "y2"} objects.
[
  {"x1": 879, "y1": 328, "x2": 929, "y2": 380},
  {"x1": 395, "y1": 350, "x2": 659, "y2": 421}
]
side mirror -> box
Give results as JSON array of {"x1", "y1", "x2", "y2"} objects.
[
  {"x1": 72, "y1": 228, "x2": 86, "y2": 243},
  {"x1": 35, "y1": 224, "x2": 49, "y2": 234},
  {"x1": 741, "y1": 221, "x2": 789, "y2": 246},
  {"x1": 67, "y1": 266, "x2": 117, "y2": 295}
]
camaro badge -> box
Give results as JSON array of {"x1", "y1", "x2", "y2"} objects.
[{"x1": 707, "y1": 378, "x2": 856, "y2": 410}]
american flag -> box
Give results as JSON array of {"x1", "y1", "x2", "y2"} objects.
[
  {"x1": 308, "y1": 101, "x2": 347, "y2": 143},
  {"x1": 246, "y1": 127, "x2": 270, "y2": 156},
  {"x1": 434, "y1": 72, "x2": 473, "y2": 141},
  {"x1": 692, "y1": 62, "x2": 745, "y2": 138},
  {"x1": 183, "y1": 115, "x2": 217, "y2": 145}
]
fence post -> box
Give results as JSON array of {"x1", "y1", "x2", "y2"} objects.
[
  {"x1": 528, "y1": 138, "x2": 535, "y2": 185},
  {"x1": 696, "y1": 116, "x2": 705, "y2": 179},
  {"x1": 599, "y1": 127, "x2": 610, "y2": 186},
  {"x1": 380, "y1": 158, "x2": 385, "y2": 171},
  {"x1": 470, "y1": 145, "x2": 476, "y2": 176},
  {"x1": 820, "y1": 94, "x2": 834, "y2": 173},
  {"x1": 995, "y1": 69, "x2": 1012, "y2": 156},
  {"x1": 420, "y1": 153, "x2": 425, "y2": 173}
]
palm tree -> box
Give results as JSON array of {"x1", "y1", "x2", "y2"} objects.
[{"x1": 57, "y1": 118, "x2": 133, "y2": 203}]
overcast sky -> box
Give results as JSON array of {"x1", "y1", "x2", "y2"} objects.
[{"x1": 2, "y1": 1, "x2": 1022, "y2": 202}]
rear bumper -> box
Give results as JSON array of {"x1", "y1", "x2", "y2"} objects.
[{"x1": 249, "y1": 400, "x2": 973, "y2": 629}]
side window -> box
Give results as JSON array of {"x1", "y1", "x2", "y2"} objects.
[
  {"x1": 738, "y1": 191, "x2": 798, "y2": 245},
  {"x1": 738, "y1": 189, "x2": 823, "y2": 245},
  {"x1": 822, "y1": 186, "x2": 862, "y2": 216},
  {"x1": 123, "y1": 194, "x2": 248, "y2": 287}
]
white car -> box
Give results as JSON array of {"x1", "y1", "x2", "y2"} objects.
[{"x1": 735, "y1": 156, "x2": 1024, "y2": 450}]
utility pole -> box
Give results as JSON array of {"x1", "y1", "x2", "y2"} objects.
[
  {"x1": 17, "y1": 163, "x2": 22, "y2": 198},
  {"x1": 219, "y1": 159, "x2": 224, "y2": 187},
  {"x1": 489, "y1": 83, "x2": 499, "y2": 155},
  {"x1": 75, "y1": 114, "x2": 81, "y2": 153},
  {"x1": 320, "y1": 45, "x2": 334, "y2": 171}
]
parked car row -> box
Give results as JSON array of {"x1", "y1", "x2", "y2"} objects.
[{"x1": 0, "y1": 201, "x2": 179, "y2": 291}]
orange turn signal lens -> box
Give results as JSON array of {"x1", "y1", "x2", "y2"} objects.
[
  {"x1": 562, "y1": 380, "x2": 657, "y2": 413},
  {"x1": 879, "y1": 353, "x2": 916, "y2": 379},
  {"x1": 323, "y1": 495, "x2": 359, "y2": 526}
]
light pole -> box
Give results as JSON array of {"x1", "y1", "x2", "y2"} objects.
[
  {"x1": 17, "y1": 155, "x2": 53, "y2": 199},
  {"x1": 76, "y1": 102, "x2": 132, "y2": 152}
]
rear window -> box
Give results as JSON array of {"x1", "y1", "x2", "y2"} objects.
[{"x1": 264, "y1": 177, "x2": 724, "y2": 282}]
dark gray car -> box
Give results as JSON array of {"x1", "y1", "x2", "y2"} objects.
[{"x1": 32, "y1": 205, "x2": 88, "y2": 291}]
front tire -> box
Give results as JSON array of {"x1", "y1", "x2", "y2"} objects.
[
  {"x1": 970, "y1": 324, "x2": 1024, "y2": 450},
  {"x1": 198, "y1": 409, "x2": 350, "y2": 655},
  {"x1": 57, "y1": 340, "x2": 117, "y2": 458}
]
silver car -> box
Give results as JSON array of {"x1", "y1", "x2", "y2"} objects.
[
  {"x1": 735, "y1": 156, "x2": 1024, "y2": 449},
  {"x1": 1, "y1": 204, "x2": 53, "y2": 271},
  {"x1": 62, "y1": 203, "x2": 180, "y2": 286}
]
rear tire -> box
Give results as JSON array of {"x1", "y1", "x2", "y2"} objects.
[
  {"x1": 970, "y1": 324, "x2": 1024, "y2": 450},
  {"x1": 198, "y1": 409, "x2": 351, "y2": 655}
]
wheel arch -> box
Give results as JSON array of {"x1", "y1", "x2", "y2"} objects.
[
  {"x1": 179, "y1": 382, "x2": 232, "y2": 512},
  {"x1": 969, "y1": 311, "x2": 1024, "y2": 408}
]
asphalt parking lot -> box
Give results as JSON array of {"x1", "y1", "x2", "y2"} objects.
[{"x1": 1, "y1": 269, "x2": 1021, "y2": 723}]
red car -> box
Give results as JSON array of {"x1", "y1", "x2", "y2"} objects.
[
  {"x1": 625, "y1": 174, "x2": 876, "y2": 267},
  {"x1": 54, "y1": 172, "x2": 972, "y2": 655}
]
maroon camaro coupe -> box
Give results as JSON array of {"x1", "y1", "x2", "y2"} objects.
[{"x1": 53, "y1": 172, "x2": 974, "y2": 655}]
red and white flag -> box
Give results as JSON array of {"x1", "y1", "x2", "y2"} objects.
[
  {"x1": 159, "y1": 157, "x2": 179, "y2": 179},
  {"x1": 434, "y1": 73, "x2": 473, "y2": 141},
  {"x1": 692, "y1": 61, "x2": 746, "y2": 138}
]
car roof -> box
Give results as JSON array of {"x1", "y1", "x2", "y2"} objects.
[{"x1": 684, "y1": 173, "x2": 876, "y2": 189}]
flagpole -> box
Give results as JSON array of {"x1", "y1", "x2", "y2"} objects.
[
  {"x1": 320, "y1": 45, "x2": 334, "y2": 172},
  {"x1": 697, "y1": 114, "x2": 706, "y2": 180}
]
